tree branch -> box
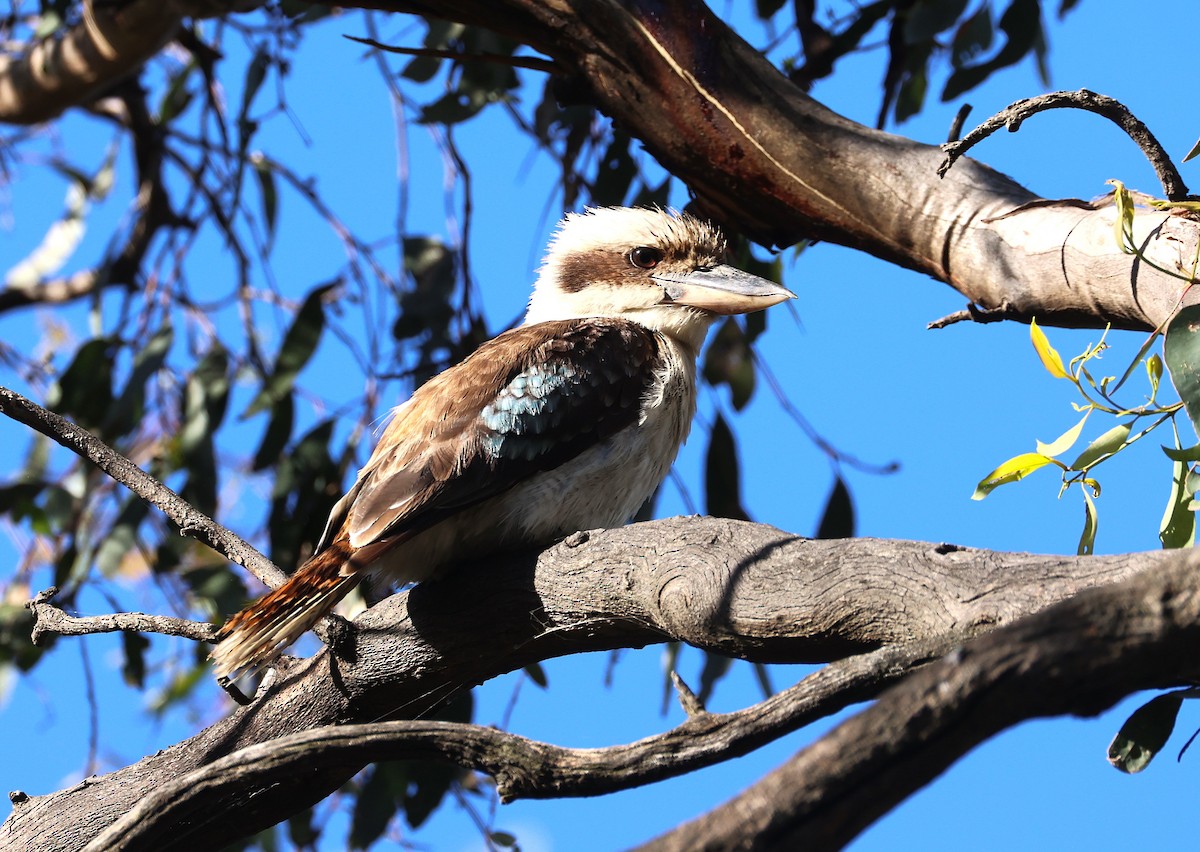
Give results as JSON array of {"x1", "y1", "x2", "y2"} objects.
[
  {"x1": 0, "y1": 385, "x2": 286, "y2": 589},
  {"x1": 643, "y1": 546, "x2": 1200, "y2": 851},
  {"x1": 86, "y1": 628, "x2": 975, "y2": 850},
  {"x1": 940, "y1": 89, "x2": 1191, "y2": 201},
  {"x1": 0, "y1": 0, "x2": 182, "y2": 125},
  {"x1": 0, "y1": 517, "x2": 1178, "y2": 850},
  {"x1": 27, "y1": 587, "x2": 216, "y2": 644},
  {"x1": 379, "y1": 0, "x2": 1197, "y2": 332}
]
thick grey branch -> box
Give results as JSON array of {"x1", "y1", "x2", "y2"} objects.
[
  {"x1": 0, "y1": 385, "x2": 286, "y2": 589},
  {"x1": 384, "y1": 0, "x2": 1197, "y2": 331},
  {"x1": 644, "y1": 546, "x2": 1200, "y2": 851},
  {"x1": 28, "y1": 587, "x2": 215, "y2": 644},
  {"x1": 0, "y1": 517, "x2": 1179, "y2": 851}
]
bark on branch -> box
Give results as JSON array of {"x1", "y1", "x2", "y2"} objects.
[
  {"x1": 27, "y1": 587, "x2": 216, "y2": 644},
  {"x1": 0, "y1": 516, "x2": 1180, "y2": 850},
  {"x1": 645, "y1": 545, "x2": 1200, "y2": 851},
  {"x1": 0, "y1": 0, "x2": 182, "y2": 124},
  {"x1": 380, "y1": 0, "x2": 1197, "y2": 331}
]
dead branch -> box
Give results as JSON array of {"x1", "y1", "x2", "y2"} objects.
[
  {"x1": 940, "y1": 89, "x2": 1190, "y2": 201},
  {"x1": 0, "y1": 385, "x2": 286, "y2": 589},
  {"x1": 28, "y1": 587, "x2": 216, "y2": 644}
]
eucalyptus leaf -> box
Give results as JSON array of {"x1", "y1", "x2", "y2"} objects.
[{"x1": 1108, "y1": 692, "x2": 1184, "y2": 773}]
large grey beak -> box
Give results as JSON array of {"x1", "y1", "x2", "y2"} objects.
[{"x1": 652, "y1": 265, "x2": 796, "y2": 315}]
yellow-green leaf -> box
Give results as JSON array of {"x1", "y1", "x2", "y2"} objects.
[
  {"x1": 1107, "y1": 178, "x2": 1136, "y2": 254},
  {"x1": 972, "y1": 453, "x2": 1061, "y2": 500},
  {"x1": 1069, "y1": 421, "x2": 1133, "y2": 471},
  {"x1": 1078, "y1": 487, "x2": 1098, "y2": 555},
  {"x1": 1030, "y1": 318, "x2": 1069, "y2": 379},
  {"x1": 1159, "y1": 456, "x2": 1196, "y2": 549},
  {"x1": 1036, "y1": 410, "x2": 1091, "y2": 457},
  {"x1": 1184, "y1": 135, "x2": 1200, "y2": 163},
  {"x1": 1146, "y1": 353, "x2": 1164, "y2": 396}
]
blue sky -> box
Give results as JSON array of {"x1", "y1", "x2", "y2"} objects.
[{"x1": 2, "y1": 3, "x2": 1198, "y2": 850}]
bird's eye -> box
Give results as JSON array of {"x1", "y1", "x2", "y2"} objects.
[{"x1": 628, "y1": 246, "x2": 664, "y2": 269}]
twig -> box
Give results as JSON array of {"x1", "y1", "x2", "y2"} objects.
[
  {"x1": 343, "y1": 35, "x2": 561, "y2": 74},
  {"x1": 945, "y1": 103, "x2": 971, "y2": 144},
  {"x1": 28, "y1": 587, "x2": 216, "y2": 644},
  {"x1": 939, "y1": 89, "x2": 1190, "y2": 201},
  {"x1": 927, "y1": 300, "x2": 1017, "y2": 329},
  {"x1": 0, "y1": 385, "x2": 286, "y2": 590}
]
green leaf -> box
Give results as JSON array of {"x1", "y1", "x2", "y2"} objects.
[
  {"x1": 1107, "y1": 179, "x2": 1136, "y2": 253},
  {"x1": 1030, "y1": 318, "x2": 1070, "y2": 379},
  {"x1": 181, "y1": 342, "x2": 231, "y2": 458},
  {"x1": 592, "y1": 131, "x2": 637, "y2": 208},
  {"x1": 95, "y1": 499, "x2": 149, "y2": 578},
  {"x1": 1035, "y1": 410, "x2": 1091, "y2": 457},
  {"x1": 972, "y1": 453, "x2": 1061, "y2": 500},
  {"x1": 148, "y1": 663, "x2": 207, "y2": 715},
  {"x1": 702, "y1": 319, "x2": 755, "y2": 411},
  {"x1": 1162, "y1": 443, "x2": 1200, "y2": 463},
  {"x1": 1069, "y1": 421, "x2": 1133, "y2": 471},
  {"x1": 904, "y1": 0, "x2": 969, "y2": 43},
  {"x1": 950, "y1": 3, "x2": 993, "y2": 68},
  {"x1": 120, "y1": 631, "x2": 150, "y2": 688},
  {"x1": 253, "y1": 157, "x2": 279, "y2": 253},
  {"x1": 350, "y1": 764, "x2": 402, "y2": 850},
  {"x1": 47, "y1": 338, "x2": 116, "y2": 431},
  {"x1": 943, "y1": 0, "x2": 1040, "y2": 99},
  {"x1": 240, "y1": 46, "x2": 270, "y2": 121},
  {"x1": 242, "y1": 283, "x2": 334, "y2": 419},
  {"x1": 1108, "y1": 692, "x2": 1184, "y2": 773},
  {"x1": 705, "y1": 414, "x2": 750, "y2": 520},
  {"x1": 107, "y1": 324, "x2": 174, "y2": 439},
  {"x1": 696, "y1": 651, "x2": 733, "y2": 706},
  {"x1": 1159, "y1": 456, "x2": 1196, "y2": 549},
  {"x1": 252, "y1": 393, "x2": 295, "y2": 471},
  {"x1": 894, "y1": 58, "x2": 929, "y2": 124},
  {"x1": 1184, "y1": 135, "x2": 1200, "y2": 163},
  {"x1": 523, "y1": 661, "x2": 548, "y2": 688},
  {"x1": 816, "y1": 475, "x2": 855, "y2": 539},
  {"x1": 1078, "y1": 487, "x2": 1098, "y2": 555},
  {"x1": 1164, "y1": 304, "x2": 1200, "y2": 440}
]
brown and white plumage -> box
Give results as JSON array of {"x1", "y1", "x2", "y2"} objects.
[{"x1": 211, "y1": 207, "x2": 794, "y2": 679}]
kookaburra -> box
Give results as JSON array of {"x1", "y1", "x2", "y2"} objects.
[{"x1": 211, "y1": 206, "x2": 794, "y2": 679}]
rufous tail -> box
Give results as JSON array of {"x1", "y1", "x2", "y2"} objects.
[{"x1": 210, "y1": 541, "x2": 361, "y2": 680}]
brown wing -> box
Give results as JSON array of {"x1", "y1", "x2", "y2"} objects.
[{"x1": 323, "y1": 318, "x2": 662, "y2": 551}]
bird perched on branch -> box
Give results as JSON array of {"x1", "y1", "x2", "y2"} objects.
[{"x1": 211, "y1": 206, "x2": 794, "y2": 680}]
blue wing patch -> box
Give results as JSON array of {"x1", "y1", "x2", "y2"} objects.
[{"x1": 480, "y1": 362, "x2": 583, "y2": 461}]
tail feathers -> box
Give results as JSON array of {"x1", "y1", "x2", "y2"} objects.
[{"x1": 211, "y1": 542, "x2": 361, "y2": 681}]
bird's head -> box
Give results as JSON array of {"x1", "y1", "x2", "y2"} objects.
[{"x1": 524, "y1": 207, "x2": 795, "y2": 353}]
